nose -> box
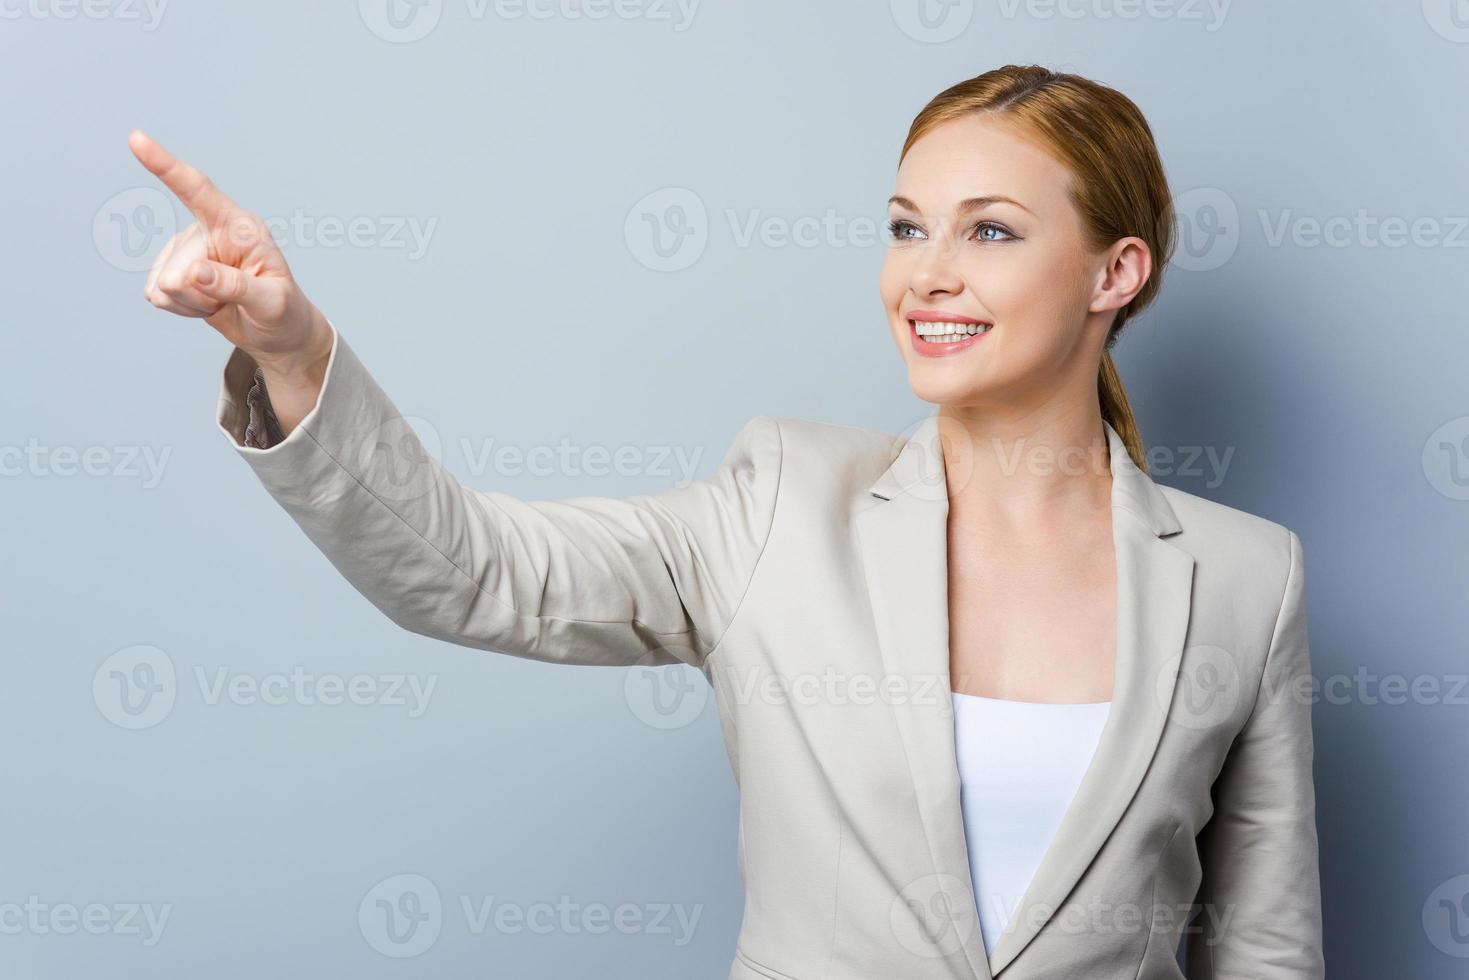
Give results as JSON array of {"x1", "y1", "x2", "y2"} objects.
[{"x1": 909, "y1": 225, "x2": 965, "y2": 299}]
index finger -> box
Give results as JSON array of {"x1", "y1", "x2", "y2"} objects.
[{"x1": 127, "y1": 129, "x2": 239, "y2": 222}]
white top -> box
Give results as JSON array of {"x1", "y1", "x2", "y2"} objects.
[{"x1": 950, "y1": 691, "x2": 1112, "y2": 959}]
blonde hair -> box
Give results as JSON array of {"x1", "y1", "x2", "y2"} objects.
[{"x1": 899, "y1": 65, "x2": 1176, "y2": 472}]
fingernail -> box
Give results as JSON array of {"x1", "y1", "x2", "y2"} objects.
[{"x1": 195, "y1": 265, "x2": 215, "y2": 285}]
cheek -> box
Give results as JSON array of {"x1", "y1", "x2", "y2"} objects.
[
  {"x1": 878, "y1": 253, "x2": 911, "y2": 343},
  {"x1": 966, "y1": 251, "x2": 1048, "y2": 316},
  {"x1": 878, "y1": 252, "x2": 906, "y2": 312},
  {"x1": 968, "y1": 247, "x2": 1086, "y2": 346}
]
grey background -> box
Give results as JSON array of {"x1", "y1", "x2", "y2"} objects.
[{"x1": 3, "y1": 1, "x2": 1467, "y2": 977}]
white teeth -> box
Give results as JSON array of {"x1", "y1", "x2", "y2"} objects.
[{"x1": 911, "y1": 319, "x2": 991, "y2": 338}]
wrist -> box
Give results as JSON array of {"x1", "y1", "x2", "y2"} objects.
[
  {"x1": 254, "y1": 309, "x2": 334, "y2": 386},
  {"x1": 252, "y1": 311, "x2": 335, "y2": 436}
]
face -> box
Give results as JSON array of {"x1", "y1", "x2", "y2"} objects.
[{"x1": 880, "y1": 112, "x2": 1147, "y2": 415}]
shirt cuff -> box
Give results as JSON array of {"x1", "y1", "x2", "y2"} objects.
[
  {"x1": 244, "y1": 367, "x2": 287, "y2": 450},
  {"x1": 216, "y1": 318, "x2": 341, "y2": 456}
]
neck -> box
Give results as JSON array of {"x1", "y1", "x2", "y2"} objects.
[{"x1": 938, "y1": 400, "x2": 1113, "y2": 531}]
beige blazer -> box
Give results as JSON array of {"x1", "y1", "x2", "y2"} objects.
[{"x1": 216, "y1": 323, "x2": 1325, "y2": 980}]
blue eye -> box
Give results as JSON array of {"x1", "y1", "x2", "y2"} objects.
[
  {"x1": 886, "y1": 218, "x2": 1018, "y2": 244},
  {"x1": 973, "y1": 222, "x2": 1015, "y2": 242},
  {"x1": 886, "y1": 219, "x2": 924, "y2": 241}
]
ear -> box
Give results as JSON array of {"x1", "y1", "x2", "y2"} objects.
[{"x1": 1089, "y1": 237, "x2": 1152, "y2": 315}]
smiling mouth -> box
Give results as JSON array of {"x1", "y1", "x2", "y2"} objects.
[{"x1": 909, "y1": 318, "x2": 993, "y2": 340}]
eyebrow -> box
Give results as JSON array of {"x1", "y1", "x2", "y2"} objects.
[{"x1": 887, "y1": 194, "x2": 1035, "y2": 217}]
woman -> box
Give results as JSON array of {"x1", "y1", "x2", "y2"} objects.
[{"x1": 131, "y1": 65, "x2": 1323, "y2": 980}]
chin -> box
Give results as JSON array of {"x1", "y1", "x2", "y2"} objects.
[{"x1": 904, "y1": 367, "x2": 994, "y2": 408}]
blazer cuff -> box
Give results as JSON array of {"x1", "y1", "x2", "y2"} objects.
[{"x1": 214, "y1": 319, "x2": 389, "y2": 493}]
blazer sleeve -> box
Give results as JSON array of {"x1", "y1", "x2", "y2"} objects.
[
  {"x1": 215, "y1": 321, "x2": 782, "y2": 670},
  {"x1": 1186, "y1": 529, "x2": 1325, "y2": 979}
]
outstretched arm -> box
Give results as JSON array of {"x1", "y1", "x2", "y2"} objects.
[
  {"x1": 217, "y1": 326, "x2": 781, "y2": 667},
  {"x1": 134, "y1": 131, "x2": 782, "y2": 669}
]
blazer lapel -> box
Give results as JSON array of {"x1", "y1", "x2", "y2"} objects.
[
  {"x1": 857, "y1": 410, "x2": 993, "y2": 980},
  {"x1": 855, "y1": 409, "x2": 1195, "y2": 980}
]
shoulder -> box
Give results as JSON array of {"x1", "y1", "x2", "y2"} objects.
[
  {"x1": 1160, "y1": 484, "x2": 1296, "y2": 552},
  {"x1": 728, "y1": 414, "x2": 904, "y2": 501},
  {"x1": 761, "y1": 414, "x2": 902, "y2": 450},
  {"x1": 730, "y1": 415, "x2": 903, "y2": 458},
  {"x1": 1158, "y1": 483, "x2": 1302, "y2": 601}
]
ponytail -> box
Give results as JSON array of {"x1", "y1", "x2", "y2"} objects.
[{"x1": 1099, "y1": 350, "x2": 1148, "y2": 474}]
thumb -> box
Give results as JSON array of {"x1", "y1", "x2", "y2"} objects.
[
  {"x1": 189, "y1": 259, "x2": 252, "y2": 306},
  {"x1": 190, "y1": 260, "x2": 293, "y2": 326}
]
